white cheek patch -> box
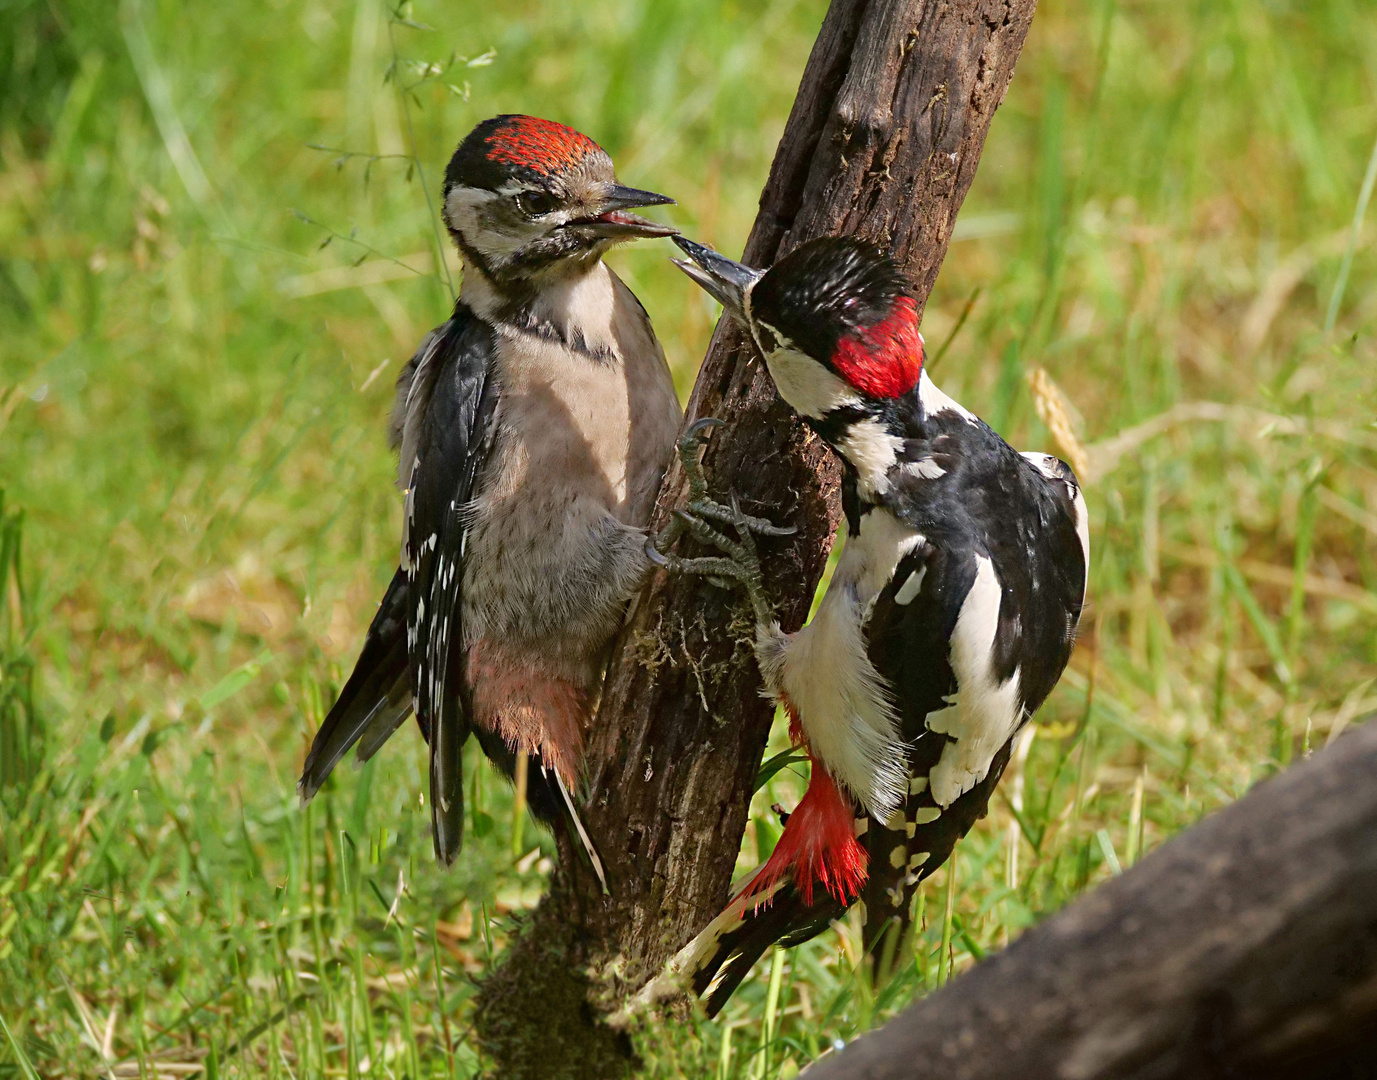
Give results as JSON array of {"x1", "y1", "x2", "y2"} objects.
[
  {"x1": 764, "y1": 347, "x2": 863, "y2": 419},
  {"x1": 927, "y1": 553, "x2": 1024, "y2": 807},
  {"x1": 444, "y1": 185, "x2": 539, "y2": 261},
  {"x1": 918, "y1": 370, "x2": 977, "y2": 423}
]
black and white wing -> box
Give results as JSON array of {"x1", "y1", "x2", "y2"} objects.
[
  {"x1": 297, "y1": 316, "x2": 481, "y2": 806},
  {"x1": 401, "y1": 306, "x2": 501, "y2": 866},
  {"x1": 860, "y1": 452, "x2": 1087, "y2": 943}
]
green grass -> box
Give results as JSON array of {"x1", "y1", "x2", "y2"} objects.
[{"x1": 3, "y1": 0, "x2": 1376, "y2": 1076}]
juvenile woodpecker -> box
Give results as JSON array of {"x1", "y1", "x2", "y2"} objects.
[
  {"x1": 653, "y1": 236, "x2": 1088, "y2": 1012},
  {"x1": 298, "y1": 115, "x2": 682, "y2": 872}
]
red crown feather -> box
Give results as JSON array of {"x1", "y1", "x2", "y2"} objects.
[{"x1": 483, "y1": 116, "x2": 602, "y2": 173}]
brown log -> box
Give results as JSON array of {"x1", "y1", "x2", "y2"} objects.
[
  {"x1": 474, "y1": 2, "x2": 1039, "y2": 1075},
  {"x1": 803, "y1": 723, "x2": 1377, "y2": 1080}
]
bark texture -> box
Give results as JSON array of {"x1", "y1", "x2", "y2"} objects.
[
  {"x1": 474, "y1": 1, "x2": 1039, "y2": 1075},
  {"x1": 802, "y1": 722, "x2": 1377, "y2": 1080}
]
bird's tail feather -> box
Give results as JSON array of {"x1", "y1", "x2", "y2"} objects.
[
  {"x1": 740, "y1": 760, "x2": 867, "y2": 908},
  {"x1": 298, "y1": 569, "x2": 410, "y2": 803},
  {"x1": 551, "y1": 766, "x2": 609, "y2": 895},
  {"x1": 688, "y1": 879, "x2": 841, "y2": 1017}
]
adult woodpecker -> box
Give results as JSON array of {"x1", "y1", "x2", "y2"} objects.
[
  {"x1": 298, "y1": 115, "x2": 682, "y2": 875},
  {"x1": 650, "y1": 235, "x2": 1088, "y2": 1013}
]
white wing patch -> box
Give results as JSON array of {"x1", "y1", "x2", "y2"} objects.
[
  {"x1": 904, "y1": 457, "x2": 947, "y2": 480},
  {"x1": 755, "y1": 511, "x2": 923, "y2": 820},
  {"x1": 400, "y1": 456, "x2": 421, "y2": 572},
  {"x1": 1070, "y1": 483, "x2": 1090, "y2": 592},
  {"x1": 397, "y1": 334, "x2": 447, "y2": 491},
  {"x1": 1021, "y1": 451, "x2": 1091, "y2": 599},
  {"x1": 927, "y1": 553, "x2": 1024, "y2": 807}
]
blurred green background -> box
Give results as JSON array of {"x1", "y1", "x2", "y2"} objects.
[{"x1": 2, "y1": 0, "x2": 1375, "y2": 1076}]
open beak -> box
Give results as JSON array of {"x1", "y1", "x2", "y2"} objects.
[
  {"x1": 574, "y1": 184, "x2": 677, "y2": 239},
  {"x1": 670, "y1": 236, "x2": 761, "y2": 321}
]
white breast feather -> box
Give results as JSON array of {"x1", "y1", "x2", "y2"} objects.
[
  {"x1": 756, "y1": 512, "x2": 923, "y2": 820},
  {"x1": 928, "y1": 553, "x2": 1024, "y2": 807}
]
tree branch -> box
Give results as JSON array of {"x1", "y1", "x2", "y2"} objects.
[{"x1": 474, "y1": 2, "x2": 1040, "y2": 1075}]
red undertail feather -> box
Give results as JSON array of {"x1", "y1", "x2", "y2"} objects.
[
  {"x1": 740, "y1": 757, "x2": 868, "y2": 908},
  {"x1": 831, "y1": 294, "x2": 923, "y2": 399},
  {"x1": 468, "y1": 638, "x2": 589, "y2": 787}
]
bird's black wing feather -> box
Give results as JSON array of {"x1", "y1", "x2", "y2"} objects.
[
  {"x1": 403, "y1": 305, "x2": 501, "y2": 866},
  {"x1": 298, "y1": 567, "x2": 411, "y2": 803},
  {"x1": 860, "y1": 439, "x2": 1086, "y2": 953},
  {"x1": 859, "y1": 538, "x2": 982, "y2": 955}
]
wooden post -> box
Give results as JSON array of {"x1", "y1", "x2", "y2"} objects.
[{"x1": 475, "y1": 2, "x2": 1040, "y2": 1075}]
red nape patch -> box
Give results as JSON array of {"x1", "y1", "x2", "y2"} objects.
[
  {"x1": 831, "y1": 295, "x2": 923, "y2": 399},
  {"x1": 484, "y1": 116, "x2": 602, "y2": 174},
  {"x1": 740, "y1": 758, "x2": 868, "y2": 908}
]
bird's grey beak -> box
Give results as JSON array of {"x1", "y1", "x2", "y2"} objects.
[
  {"x1": 671, "y1": 236, "x2": 761, "y2": 321},
  {"x1": 575, "y1": 184, "x2": 677, "y2": 239}
]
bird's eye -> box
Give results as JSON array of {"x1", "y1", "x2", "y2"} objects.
[{"x1": 516, "y1": 190, "x2": 558, "y2": 217}]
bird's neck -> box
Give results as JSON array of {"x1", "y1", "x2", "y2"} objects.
[
  {"x1": 460, "y1": 256, "x2": 622, "y2": 362},
  {"x1": 820, "y1": 370, "x2": 981, "y2": 510}
]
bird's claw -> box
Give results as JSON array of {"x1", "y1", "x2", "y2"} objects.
[
  {"x1": 686, "y1": 495, "x2": 796, "y2": 539},
  {"x1": 677, "y1": 416, "x2": 724, "y2": 503},
  {"x1": 649, "y1": 416, "x2": 792, "y2": 625}
]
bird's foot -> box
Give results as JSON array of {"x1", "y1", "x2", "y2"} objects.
[{"x1": 647, "y1": 417, "x2": 794, "y2": 625}]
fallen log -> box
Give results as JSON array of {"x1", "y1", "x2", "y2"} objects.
[{"x1": 804, "y1": 722, "x2": 1377, "y2": 1080}]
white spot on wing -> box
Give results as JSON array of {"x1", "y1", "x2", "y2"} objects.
[
  {"x1": 1020, "y1": 450, "x2": 1062, "y2": 480},
  {"x1": 927, "y1": 554, "x2": 1024, "y2": 807},
  {"x1": 904, "y1": 457, "x2": 946, "y2": 480},
  {"x1": 1070, "y1": 484, "x2": 1091, "y2": 593},
  {"x1": 894, "y1": 565, "x2": 927, "y2": 606}
]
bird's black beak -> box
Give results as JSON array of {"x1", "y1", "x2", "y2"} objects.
[
  {"x1": 670, "y1": 236, "x2": 761, "y2": 322},
  {"x1": 576, "y1": 184, "x2": 677, "y2": 239}
]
